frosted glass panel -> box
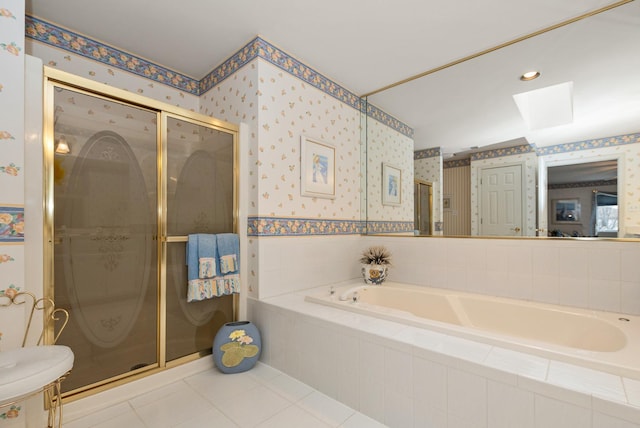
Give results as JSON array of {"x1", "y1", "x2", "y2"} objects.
[
  {"x1": 166, "y1": 117, "x2": 234, "y2": 236},
  {"x1": 165, "y1": 116, "x2": 235, "y2": 361},
  {"x1": 53, "y1": 88, "x2": 158, "y2": 392}
]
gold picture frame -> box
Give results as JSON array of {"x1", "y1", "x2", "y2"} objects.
[
  {"x1": 382, "y1": 163, "x2": 401, "y2": 206},
  {"x1": 300, "y1": 136, "x2": 336, "y2": 199}
]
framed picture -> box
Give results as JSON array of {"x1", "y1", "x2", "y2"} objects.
[
  {"x1": 443, "y1": 195, "x2": 452, "y2": 211},
  {"x1": 382, "y1": 163, "x2": 402, "y2": 206},
  {"x1": 300, "y1": 136, "x2": 335, "y2": 199},
  {"x1": 553, "y1": 198, "x2": 581, "y2": 223}
]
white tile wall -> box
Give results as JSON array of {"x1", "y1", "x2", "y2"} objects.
[
  {"x1": 255, "y1": 235, "x2": 363, "y2": 299},
  {"x1": 250, "y1": 235, "x2": 640, "y2": 315},
  {"x1": 365, "y1": 235, "x2": 640, "y2": 315}
]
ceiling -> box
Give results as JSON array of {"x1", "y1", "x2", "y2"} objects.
[{"x1": 26, "y1": 0, "x2": 639, "y2": 153}]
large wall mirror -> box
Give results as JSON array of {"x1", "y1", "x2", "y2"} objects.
[{"x1": 363, "y1": 0, "x2": 640, "y2": 239}]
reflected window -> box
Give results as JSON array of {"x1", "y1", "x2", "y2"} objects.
[{"x1": 595, "y1": 192, "x2": 618, "y2": 236}]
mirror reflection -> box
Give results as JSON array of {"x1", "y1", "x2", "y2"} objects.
[{"x1": 365, "y1": 1, "x2": 640, "y2": 239}]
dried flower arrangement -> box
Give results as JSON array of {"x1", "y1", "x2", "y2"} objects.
[{"x1": 359, "y1": 245, "x2": 392, "y2": 266}]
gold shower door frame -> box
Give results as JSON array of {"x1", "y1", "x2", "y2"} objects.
[{"x1": 42, "y1": 68, "x2": 239, "y2": 402}]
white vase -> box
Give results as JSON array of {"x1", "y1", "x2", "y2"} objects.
[{"x1": 361, "y1": 264, "x2": 388, "y2": 284}]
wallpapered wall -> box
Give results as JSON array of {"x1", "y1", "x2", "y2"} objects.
[
  {"x1": 0, "y1": 1, "x2": 27, "y2": 423},
  {"x1": 0, "y1": 0, "x2": 26, "y2": 342},
  {"x1": 414, "y1": 149, "x2": 443, "y2": 230},
  {"x1": 19, "y1": 18, "x2": 413, "y2": 300},
  {"x1": 200, "y1": 59, "x2": 362, "y2": 221},
  {"x1": 366, "y1": 119, "x2": 414, "y2": 231}
]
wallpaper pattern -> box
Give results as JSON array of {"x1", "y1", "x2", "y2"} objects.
[
  {"x1": 199, "y1": 59, "x2": 362, "y2": 226},
  {"x1": 25, "y1": 17, "x2": 415, "y2": 237},
  {"x1": 0, "y1": 1, "x2": 26, "y2": 423},
  {"x1": 366, "y1": 118, "x2": 414, "y2": 229},
  {"x1": 414, "y1": 154, "x2": 443, "y2": 227}
]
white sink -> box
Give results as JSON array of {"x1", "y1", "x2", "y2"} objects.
[{"x1": 0, "y1": 345, "x2": 74, "y2": 405}]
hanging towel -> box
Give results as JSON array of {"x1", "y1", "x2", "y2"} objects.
[
  {"x1": 186, "y1": 234, "x2": 219, "y2": 280},
  {"x1": 197, "y1": 234, "x2": 218, "y2": 279},
  {"x1": 216, "y1": 274, "x2": 240, "y2": 295},
  {"x1": 187, "y1": 279, "x2": 217, "y2": 302},
  {"x1": 186, "y1": 234, "x2": 220, "y2": 302},
  {"x1": 216, "y1": 233, "x2": 240, "y2": 275}
]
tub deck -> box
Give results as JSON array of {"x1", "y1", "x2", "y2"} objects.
[{"x1": 305, "y1": 281, "x2": 639, "y2": 380}]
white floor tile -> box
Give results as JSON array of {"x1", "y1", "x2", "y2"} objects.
[
  {"x1": 184, "y1": 369, "x2": 260, "y2": 404},
  {"x1": 173, "y1": 407, "x2": 239, "y2": 428},
  {"x1": 216, "y1": 384, "x2": 290, "y2": 427},
  {"x1": 248, "y1": 362, "x2": 282, "y2": 383},
  {"x1": 298, "y1": 391, "x2": 356, "y2": 427},
  {"x1": 339, "y1": 412, "x2": 388, "y2": 428},
  {"x1": 256, "y1": 404, "x2": 331, "y2": 428},
  {"x1": 263, "y1": 372, "x2": 315, "y2": 402},
  {"x1": 63, "y1": 402, "x2": 142, "y2": 428},
  {"x1": 131, "y1": 381, "x2": 216, "y2": 428},
  {"x1": 63, "y1": 364, "x2": 384, "y2": 428},
  {"x1": 92, "y1": 411, "x2": 147, "y2": 428}
]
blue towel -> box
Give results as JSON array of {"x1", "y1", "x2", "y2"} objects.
[
  {"x1": 216, "y1": 233, "x2": 239, "y2": 275},
  {"x1": 186, "y1": 234, "x2": 218, "y2": 281}
]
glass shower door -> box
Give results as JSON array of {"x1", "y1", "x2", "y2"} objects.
[
  {"x1": 52, "y1": 87, "x2": 159, "y2": 392},
  {"x1": 164, "y1": 114, "x2": 235, "y2": 362}
]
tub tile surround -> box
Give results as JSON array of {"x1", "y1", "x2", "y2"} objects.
[
  {"x1": 371, "y1": 236, "x2": 640, "y2": 316},
  {"x1": 255, "y1": 234, "x2": 364, "y2": 299},
  {"x1": 250, "y1": 287, "x2": 640, "y2": 428}
]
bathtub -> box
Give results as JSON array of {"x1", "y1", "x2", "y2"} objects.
[{"x1": 305, "y1": 282, "x2": 640, "y2": 379}]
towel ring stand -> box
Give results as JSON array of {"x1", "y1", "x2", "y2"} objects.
[{"x1": 0, "y1": 291, "x2": 72, "y2": 428}]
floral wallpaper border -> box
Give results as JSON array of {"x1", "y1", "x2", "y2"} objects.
[
  {"x1": 443, "y1": 158, "x2": 471, "y2": 169},
  {"x1": 549, "y1": 178, "x2": 617, "y2": 190},
  {"x1": 248, "y1": 217, "x2": 365, "y2": 236},
  {"x1": 536, "y1": 132, "x2": 640, "y2": 156},
  {"x1": 365, "y1": 221, "x2": 415, "y2": 234},
  {"x1": 471, "y1": 143, "x2": 536, "y2": 161},
  {"x1": 431, "y1": 132, "x2": 640, "y2": 165},
  {"x1": 414, "y1": 147, "x2": 441, "y2": 160},
  {"x1": 25, "y1": 16, "x2": 200, "y2": 94},
  {"x1": 247, "y1": 217, "x2": 413, "y2": 236},
  {"x1": 25, "y1": 16, "x2": 414, "y2": 139},
  {"x1": 366, "y1": 103, "x2": 414, "y2": 139},
  {"x1": 0, "y1": 206, "x2": 24, "y2": 242}
]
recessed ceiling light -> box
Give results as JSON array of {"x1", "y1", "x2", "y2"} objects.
[{"x1": 520, "y1": 71, "x2": 541, "y2": 81}]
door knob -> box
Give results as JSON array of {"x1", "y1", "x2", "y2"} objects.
[{"x1": 513, "y1": 227, "x2": 521, "y2": 232}]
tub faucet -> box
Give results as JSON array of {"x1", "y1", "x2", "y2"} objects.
[{"x1": 339, "y1": 285, "x2": 368, "y2": 301}]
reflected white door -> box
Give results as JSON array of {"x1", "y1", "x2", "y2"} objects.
[{"x1": 480, "y1": 165, "x2": 523, "y2": 236}]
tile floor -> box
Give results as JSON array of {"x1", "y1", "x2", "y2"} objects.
[{"x1": 62, "y1": 363, "x2": 388, "y2": 428}]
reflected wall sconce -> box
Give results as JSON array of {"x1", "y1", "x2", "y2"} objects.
[{"x1": 54, "y1": 136, "x2": 70, "y2": 154}]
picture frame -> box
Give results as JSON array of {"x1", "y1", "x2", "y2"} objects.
[
  {"x1": 300, "y1": 136, "x2": 336, "y2": 199},
  {"x1": 552, "y1": 198, "x2": 581, "y2": 223},
  {"x1": 382, "y1": 163, "x2": 402, "y2": 206},
  {"x1": 443, "y1": 195, "x2": 452, "y2": 211}
]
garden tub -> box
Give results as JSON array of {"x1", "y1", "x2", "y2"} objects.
[{"x1": 305, "y1": 282, "x2": 639, "y2": 379}]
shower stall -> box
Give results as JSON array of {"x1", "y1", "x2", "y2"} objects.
[{"x1": 42, "y1": 69, "x2": 238, "y2": 397}]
